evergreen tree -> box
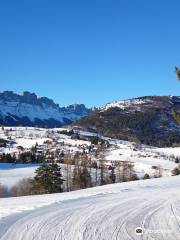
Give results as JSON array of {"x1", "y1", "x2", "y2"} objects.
[
  {"x1": 31, "y1": 163, "x2": 64, "y2": 194},
  {"x1": 5, "y1": 153, "x2": 14, "y2": 163},
  {"x1": 48, "y1": 163, "x2": 64, "y2": 193},
  {"x1": 143, "y1": 173, "x2": 150, "y2": 179},
  {"x1": 175, "y1": 65, "x2": 180, "y2": 80}
]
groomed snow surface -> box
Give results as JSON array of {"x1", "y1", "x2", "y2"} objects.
[{"x1": 0, "y1": 176, "x2": 180, "y2": 240}]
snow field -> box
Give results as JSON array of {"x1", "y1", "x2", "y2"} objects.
[{"x1": 0, "y1": 176, "x2": 180, "y2": 239}]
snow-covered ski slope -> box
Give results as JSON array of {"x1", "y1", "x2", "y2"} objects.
[{"x1": 1, "y1": 176, "x2": 180, "y2": 240}]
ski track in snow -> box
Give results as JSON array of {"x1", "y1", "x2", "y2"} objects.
[{"x1": 1, "y1": 177, "x2": 180, "y2": 240}]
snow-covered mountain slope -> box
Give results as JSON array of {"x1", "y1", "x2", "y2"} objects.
[
  {"x1": 0, "y1": 91, "x2": 92, "y2": 127},
  {"x1": 104, "y1": 97, "x2": 154, "y2": 111},
  {"x1": 0, "y1": 176, "x2": 180, "y2": 240},
  {"x1": 103, "y1": 95, "x2": 180, "y2": 112}
]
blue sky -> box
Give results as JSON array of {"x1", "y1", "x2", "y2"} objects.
[{"x1": 0, "y1": 0, "x2": 180, "y2": 107}]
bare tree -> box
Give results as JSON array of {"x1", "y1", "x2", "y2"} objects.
[
  {"x1": 72, "y1": 152, "x2": 81, "y2": 190},
  {"x1": 72, "y1": 167, "x2": 81, "y2": 190},
  {"x1": 109, "y1": 161, "x2": 116, "y2": 183},
  {"x1": 154, "y1": 164, "x2": 163, "y2": 178},
  {"x1": 64, "y1": 152, "x2": 72, "y2": 192},
  {"x1": 10, "y1": 178, "x2": 32, "y2": 197},
  {"x1": 115, "y1": 161, "x2": 122, "y2": 183},
  {"x1": 115, "y1": 161, "x2": 138, "y2": 182},
  {"x1": 0, "y1": 183, "x2": 8, "y2": 198}
]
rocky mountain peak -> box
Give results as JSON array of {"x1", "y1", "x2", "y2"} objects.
[{"x1": 0, "y1": 91, "x2": 92, "y2": 127}]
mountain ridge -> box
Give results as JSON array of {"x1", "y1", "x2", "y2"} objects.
[
  {"x1": 2, "y1": 92, "x2": 180, "y2": 147},
  {"x1": 0, "y1": 91, "x2": 93, "y2": 128},
  {"x1": 75, "y1": 95, "x2": 180, "y2": 147}
]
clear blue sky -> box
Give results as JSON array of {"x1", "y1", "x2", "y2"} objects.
[{"x1": 0, "y1": 0, "x2": 180, "y2": 107}]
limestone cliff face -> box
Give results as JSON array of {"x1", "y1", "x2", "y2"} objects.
[{"x1": 0, "y1": 91, "x2": 92, "y2": 127}]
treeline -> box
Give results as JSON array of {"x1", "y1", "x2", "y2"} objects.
[
  {"x1": 0, "y1": 138, "x2": 8, "y2": 147},
  {"x1": 0, "y1": 143, "x2": 165, "y2": 198},
  {"x1": 0, "y1": 163, "x2": 64, "y2": 197},
  {"x1": 0, "y1": 157, "x2": 155, "y2": 198},
  {"x1": 0, "y1": 152, "x2": 44, "y2": 164}
]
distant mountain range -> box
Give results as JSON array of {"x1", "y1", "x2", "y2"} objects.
[
  {"x1": 75, "y1": 96, "x2": 180, "y2": 147},
  {"x1": 0, "y1": 91, "x2": 93, "y2": 127},
  {"x1": 1, "y1": 91, "x2": 180, "y2": 147}
]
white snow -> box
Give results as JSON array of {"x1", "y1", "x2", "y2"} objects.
[
  {"x1": 0, "y1": 99, "x2": 88, "y2": 123},
  {"x1": 0, "y1": 128, "x2": 180, "y2": 239},
  {"x1": 0, "y1": 127, "x2": 90, "y2": 155},
  {"x1": 105, "y1": 141, "x2": 177, "y2": 177},
  {"x1": 104, "y1": 98, "x2": 153, "y2": 111},
  {"x1": 0, "y1": 164, "x2": 39, "y2": 188},
  {"x1": 154, "y1": 147, "x2": 180, "y2": 157},
  {"x1": 0, "y1": 176, "x2": 180, "y2": 239},
  {"x1": 0, "y1": 100, "x2": 64, "y2": 122}
]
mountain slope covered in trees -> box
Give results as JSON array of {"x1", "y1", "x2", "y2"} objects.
[{"x1": 75, "y1": 96, "x2": 180, "y2": 147}]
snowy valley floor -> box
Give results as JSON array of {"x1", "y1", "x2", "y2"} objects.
[{"x1": 1, "y1": 176, "x2": 180, "y2": 240}]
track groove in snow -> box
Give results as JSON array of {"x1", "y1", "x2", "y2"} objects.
[{"x1": 1, "y1": 177, "x2": 180, "y2": 239}]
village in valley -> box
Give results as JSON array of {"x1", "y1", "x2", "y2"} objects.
[{"x1": 0, "y1": 126, "x2": 179, "y2": 197}]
